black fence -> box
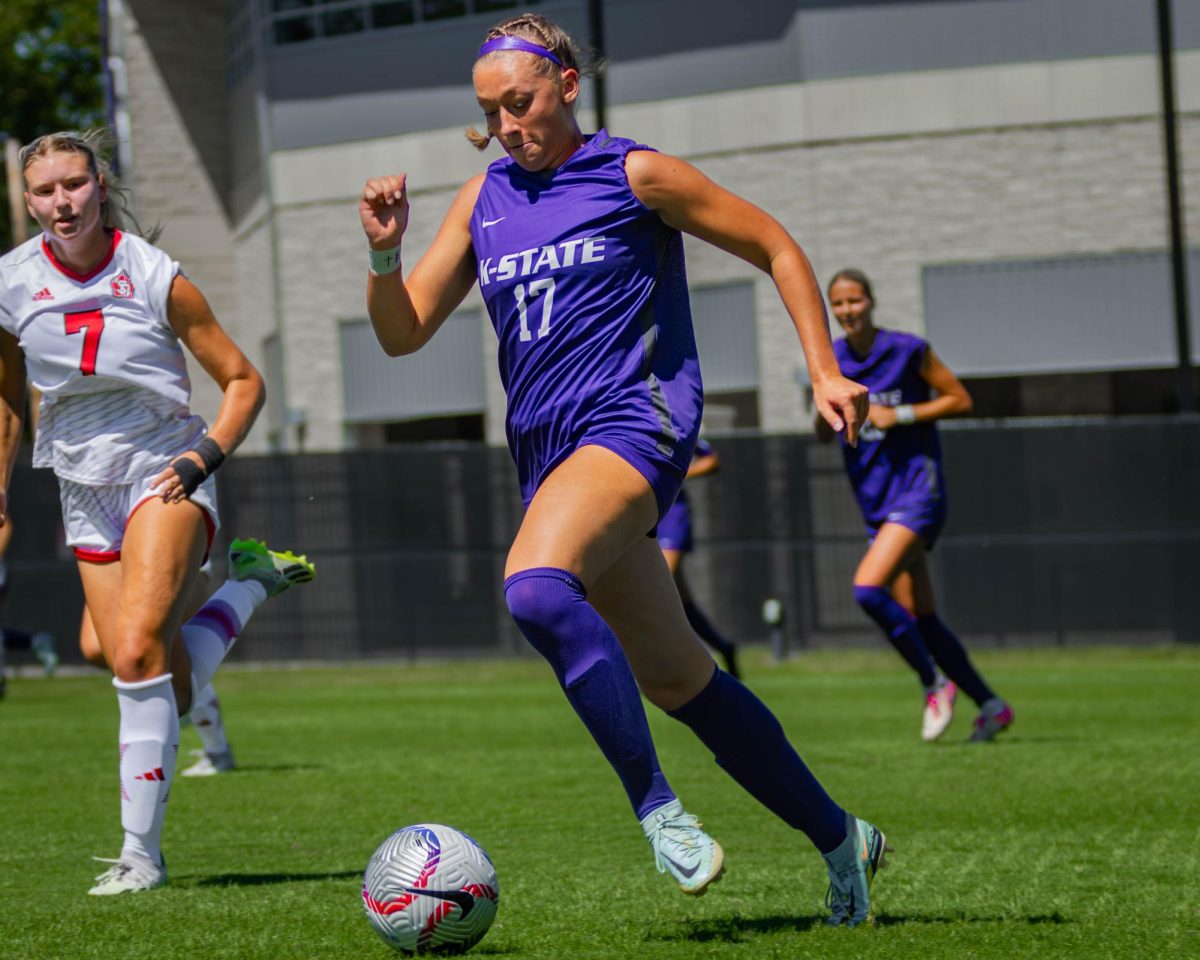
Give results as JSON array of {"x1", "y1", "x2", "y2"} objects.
[{"x1": 5, "y1": 416, "x2": 1199, "y2": 665}]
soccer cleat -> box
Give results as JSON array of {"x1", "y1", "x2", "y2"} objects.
[
  {"x1": 179, "y1": 748, "x2": 235, "y2": 777},
  {"x1": 823, "y1": 814, "x2": 890, "y2": 927},
  {"x1": 32, "y1": 631, "x2": 58, "y2": 676},
  {"x1": 641, "y1": 798, "x2": 725, "y2": 895},
  {"x1": 88, "y1": 854, "x2": 167, "y2": 895},
  {"x1": 921, "y1": 680, "x2": 957, "y2": 742},
  {"x1": 228, "y1": 538, "x2": 315, "y2": 597},
  {"x1": 970, "y1": 698, "x2": 1015, "y2": 742}
]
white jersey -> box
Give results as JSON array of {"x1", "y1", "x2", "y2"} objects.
[{"x1": 0, "y1": 230, "x2": 207, "y2": 484}]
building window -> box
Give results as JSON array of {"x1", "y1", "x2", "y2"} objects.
[
  {"x1": 340, "y1": 310, "x2": 487, "y2": 445},
  {"x1": 690, "y1": 282, "x2": 761, "y2": 431},
  {"x1": 265, "y1": 0, "x2": 539, "y2": 46}
]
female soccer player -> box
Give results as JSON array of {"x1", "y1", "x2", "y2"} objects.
[
  {"x1": 817, "y1": 268, "x2": 1014, "y2": 743},
  {"x1": 0, "y1": 130, "x2": 314, "y2": 895},
  {"x1": 657, "y1": 440, "x2": 740, "y2": 678},
  {"x1": 360, "y1": 14, "x2": 886, "y2": 925}
]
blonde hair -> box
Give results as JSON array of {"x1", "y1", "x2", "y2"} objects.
[
  {"x1": 20, "y1": 128, "x2": 161, "y2": 243},
  {"x1": 466, "y1": 13, "x2": 603, "y2": 150}
]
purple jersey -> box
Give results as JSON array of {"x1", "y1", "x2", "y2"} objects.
[
  {"x1": 469, "y1": 131, "x2": 703, "y2": 507},
  {"x1": 833, "y1": 329, "x2": 945, "y2": 527}
]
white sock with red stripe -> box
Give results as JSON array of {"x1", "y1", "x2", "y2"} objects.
[
  {"x1": 190, "y1": 683, "x2": 229, "y2": 755},
  {"x1": 115, "y1": 673, "x2": 179, "y2": 865},
  {"x1": 181, "y1": 580, "x2": 268, "y2": 693}
]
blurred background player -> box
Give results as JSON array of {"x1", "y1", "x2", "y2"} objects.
[
  {"x1": 0, "y1": 129, "x2": 314, "y2": 895},
  {"x1": 79, "y1": 560, "x2": 235, "y2": 776},
  {"x1": 360, "y1": 13, "x2": 888, "y2": 926},
  {"x1": 817, "y1": 267, "x2": 1014, "y2": 743},
  {"x1": 657, "y1": 439, "x2": 740, "y2": 678},
  {"x1": 0, "y1": 516, "x2": 58, "y2": 697}
]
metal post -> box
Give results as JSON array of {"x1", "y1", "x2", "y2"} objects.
[
  {"x1": 762, "y1": 598, "x2": 785, "y2": 662},
  {"x1": 1156, "y1": 0, "x2": 1195, "y2": 412},
  {"x1": 587, "y1": 0, "x2": 608, "y2": 132}
]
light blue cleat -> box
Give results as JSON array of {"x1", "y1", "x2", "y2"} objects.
[
  {"x1": 641, "y1": 799, "x2": 725, "y2": 895},
  {"x1": 823, "y1": 813, "x2": 891, "y2": 926}
]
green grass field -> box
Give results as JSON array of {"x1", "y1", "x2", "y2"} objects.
[{"x1": 1, "y1": 646, "x2": 1196, "y2": 960}]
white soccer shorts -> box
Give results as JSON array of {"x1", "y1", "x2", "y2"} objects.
[{"x1": 60, "y1": 471, "x2": 219, "y2": 563}]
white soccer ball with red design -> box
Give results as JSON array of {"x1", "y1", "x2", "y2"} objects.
[{"x1": 363, "y1": 824, "x2": 499, "y2": 954}]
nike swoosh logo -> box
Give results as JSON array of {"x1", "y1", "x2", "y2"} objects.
[
  {"x1": 661, "y1": 855, "x2": 700, "y2": 879},
  {"x1": 401, "y1": 886, "x2": 476, "y2": 917},
  {"x1": 481, "y1": 217, "x2": 505, "y2": 228}
]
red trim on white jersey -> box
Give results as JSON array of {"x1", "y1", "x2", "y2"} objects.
[{"x1": 40, "y1": 229, "x2": 123, "y2": 283}]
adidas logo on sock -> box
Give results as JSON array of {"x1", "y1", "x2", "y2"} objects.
[{"x1": 134, "y1": 767, "x2": 166, "y2": 782}]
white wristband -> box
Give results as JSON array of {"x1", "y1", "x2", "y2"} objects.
[
  {"x1": 368, "y1": 246, "x2": 401, "y2": 276},
  {"x1": 894, "y1": 404, "x2": 916, "y2": 425}
]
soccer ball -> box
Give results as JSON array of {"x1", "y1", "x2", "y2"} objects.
[{"x1": 362, "y1": 824, "x2": 499, "y2": 954}]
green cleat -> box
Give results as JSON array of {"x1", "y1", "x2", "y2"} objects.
[
  {"x1": 823, "y1": 814, "x2": 891, "y2": 927},
  {"x1": 228, "y1": 538, "x2": 315, "y2": 597}
]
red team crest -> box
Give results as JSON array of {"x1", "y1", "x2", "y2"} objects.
[{"x1": 110, "y1": 272, "x2": 135, "y2": 299}]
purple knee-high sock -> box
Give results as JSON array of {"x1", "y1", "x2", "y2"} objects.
[
  {"x1": 854, "y1": 585, "x2": 939, "y2": 688},
  {"x1": 668, "y1": 666, "x2": 847, "y2": 853},
  {"x1": 504, "y1": 568, "x2": 675, "y2": 820},
  {"x1": 917, "y1": 613, "x2": 996, "y2": 706}
]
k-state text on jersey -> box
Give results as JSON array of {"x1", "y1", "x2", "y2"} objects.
[{"x1": 477, "y1": 236, "x2": 607, "y2": 287}]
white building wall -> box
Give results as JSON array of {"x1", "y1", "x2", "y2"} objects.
[
  {"x1": 228, "y1": 219, "x2": 276, "y2": 452},
  {"x1": 117, "y1": 3, "x2": 236, "y2": 436},
  {"x1": 119, "y1": 0, "x2": 1200, "y2": 449}
]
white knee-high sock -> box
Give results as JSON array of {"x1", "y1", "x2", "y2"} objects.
[
  {"x1": 190, "y1": 683, "x2": 229, "y2": 755},
  {"x1": 115, "y1": 673, "x2": 179, "y2": 864},
  {"x1": 181, "y1": 580, "x2": 268, "y2": 693}
]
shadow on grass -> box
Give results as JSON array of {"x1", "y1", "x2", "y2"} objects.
[
  {"x1": 192, "y1": 870, "x2": 361, "y2": 887},
  {"x1": 216, "y1": 763, "x2": 325, "y2": 773},
  {"x1": 646, "y1": 915, "x2": 830, "y2": 941},
  {"x1": 873, "y1": 910, "x2": 1069, "y2": 927},
  {"x1": 650, "y1": 910, "x2": 1069, "y2": 942}
]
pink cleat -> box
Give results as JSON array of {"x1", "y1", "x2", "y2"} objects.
[
  {"x1": 970, "y1": 698, "x2": 1014, "y2": 742},
  {"x1": 921, "y1": 680, "x2": 957, "y2": 742}
]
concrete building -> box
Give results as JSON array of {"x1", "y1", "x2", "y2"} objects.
[{"x1": 107, "y1": 0, "x2": 1200, "y2": 454}]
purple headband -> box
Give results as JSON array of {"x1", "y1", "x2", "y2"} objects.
[{"x1": 476, "y1": 35, "x2": 564, "y2": 67}]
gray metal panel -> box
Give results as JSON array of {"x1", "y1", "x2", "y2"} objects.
[
  {"x1": 340, "y1": 310, "x2": 486, "y2": 422},
  {"x1": 798, "y1": 0, "x2": 1159, "y2": 81},
  {"x1": 690, "y1": 283, "x2": 760, "y2": 391},
  {"x1": 262, "y1": 332, "x2": 285, "y2": 431},
  {"x1": 923, "y1": 251, "x2": 1200, "y2": 376}
]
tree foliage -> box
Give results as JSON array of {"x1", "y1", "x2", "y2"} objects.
[{"x1": 1, "y1": 0, "x2": 104, "y2": 249}]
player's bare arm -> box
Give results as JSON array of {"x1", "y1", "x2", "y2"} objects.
[
  {"x1": 0, "y1": 327, "x2": 27, "y2": 526},
  {"x1": 361, "y1": 173, "x2": 482, "y2": 356},
  {"x1": 870, "y1": 348, "x2": 973, "y2": 430},
  {"x1": 626, "y1": 150, "x2": 868, "y2": 444},
  {"x1": 685, "y1": 449, "x2": 720, "y2": 480},
  {"x1": 151, "y1": 275, "x2": 264, "y2": 501}
]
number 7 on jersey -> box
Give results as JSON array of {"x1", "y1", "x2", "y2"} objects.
[{"x1": 65, "y1": 309, "x2": 105, "y2": 376}]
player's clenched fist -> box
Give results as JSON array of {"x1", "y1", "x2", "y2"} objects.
[{"x1": 360, "y1": 174, "x2": 409, "y2": 248}]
